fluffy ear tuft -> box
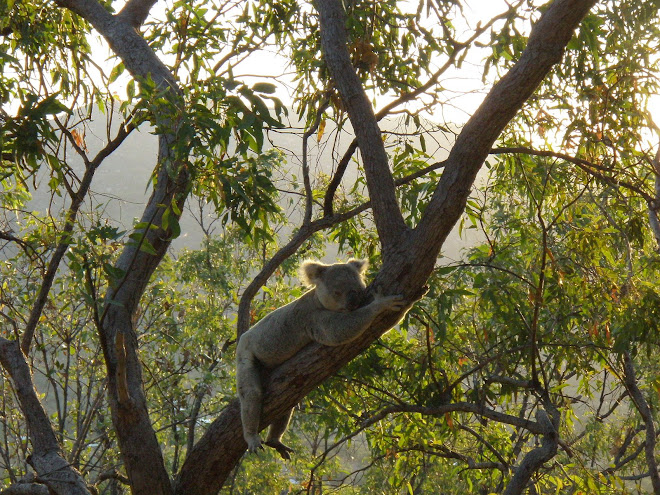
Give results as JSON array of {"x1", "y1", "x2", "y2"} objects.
[
  {"x1": 347, "y1": 258, "x2": 369, "y2": 275},
  {"x1": 299, "y1": 260, "x2": 327, "y2": 287}
]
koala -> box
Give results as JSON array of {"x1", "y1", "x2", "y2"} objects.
[{"x1": 236, "y1": 259, "x2": 406, "y2": 459}]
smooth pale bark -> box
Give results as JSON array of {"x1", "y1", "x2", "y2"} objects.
[{"x1": 176, "y1": 1, "x2": 597, "y2": 493}]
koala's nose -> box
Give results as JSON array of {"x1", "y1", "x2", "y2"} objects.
[{"x1": 347, "y1": 290, "x2": 362, "y2": 310}]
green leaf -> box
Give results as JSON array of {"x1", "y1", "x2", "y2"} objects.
[{"x1": 109, "y1": 62, "x2": 125, "y2": 84}]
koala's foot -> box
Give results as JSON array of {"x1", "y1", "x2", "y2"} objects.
[
  {"x1": 245, "y1": 434, "x2": 264, "y2": 454},
  {"x1": 264, "y1": 439, "x2": 295, "y2": 460}
]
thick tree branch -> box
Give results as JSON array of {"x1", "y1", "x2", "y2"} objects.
[
  {"x1": 412, "y1": 0, "x2": 598, "y2": 283},
  {"x1": 53, "y1": 1, "x2": 187, "y2": 493},
  {"x1": 117, "y1": 0, "x2": 158, "y2": 28},
  {"x1": 54, "y1": 0, "x2": 175, "y2": 89},
  {"x1": 315, "y1": 0, "x2": 408, "y2": 254},
  {"x1": 0, "y1": 484, "x2": 49, "y2": 495}
]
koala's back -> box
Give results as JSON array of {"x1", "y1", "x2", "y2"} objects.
[{"x1": 237, "y1": 291, "x2": 320, "y2": 367}]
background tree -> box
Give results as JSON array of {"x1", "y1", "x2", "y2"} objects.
[{"x1": 2, "y1": 0, "x2": 660, "y2": 494}]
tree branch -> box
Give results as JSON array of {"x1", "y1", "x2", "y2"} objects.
[
  {"x1": 302, "y1": 98, "x2": 330, "y2": 225},
  {"x1": 491, "y1": 146, "x2": 654, "y2": 203},
  {"x1": 117, "y1": 0, "x2": 158, "y2": 28},
  {"x1": 21, "y1": 157, "x2": 97, "y2": 354},
  {"x1": 622, "y1": 351, "x2": 660, "y2": 493},
  {"x1": 0, "y1": 339, "x2": 90, "y2": 495},
  {"x1": 20, "y1": 118, "x2": 135, "y2": 354},
  {"x1": 310, "y1": 401, "x2": 543, "y2": 472},
  {"x1": 0, "y1": 483, "x2": 49, "y2": 495},
  {"x1": 504, "y1": 409, "x2": 559, "y2": 495},
  {"x1": 0, "y1": 230, "x2": 37, "y2": 259},
  {"x1": 412, "y1": 0, "x2": 598, "y2": 284},
  {"x1": 648, "y1": 144, "x2": 660, "y2": 250},
  {"x1": 322, "y1": 139, "x2": 358, "y2": 217},
  {"x1": 54, "y1": 0, "x2": 175, "y2": 89},
  {"x1": 53, "y1": 1, "x2": 187, "y2": 493},
  {"x1": 315, "y1": 0, "x2": 408, "y2": 254}
]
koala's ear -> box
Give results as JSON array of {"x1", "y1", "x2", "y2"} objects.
[
  {"x1": 347, "y1": 258, "x2": 369, "y2": 275},
  {"x1": 300, "y1": 260, "x2": 327, "y2": 287}
]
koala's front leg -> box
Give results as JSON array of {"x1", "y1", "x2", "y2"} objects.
[{"x1": 313, "y1": 290, "x2": 406, "y2": 346}]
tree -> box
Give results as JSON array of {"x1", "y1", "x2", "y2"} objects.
[{"x1": 4, "y1": 0, "x2": 660, "y2": 493}]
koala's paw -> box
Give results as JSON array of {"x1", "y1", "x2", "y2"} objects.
[
  {"x1": 245, "y1": 434, "x2": 264, "y2": 454},
  {"x1": 374, "y1": 290, "x2": 406, "y2": 312},
  {"x1": 265, "y1": 439, "x2": 295, "y2": 460}
]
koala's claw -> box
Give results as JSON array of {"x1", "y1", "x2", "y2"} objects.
[
  {"x1": 373, "y1": 289, "x2": 406, "y2": 311},
  {"x1": 386, "y1": 295, "x2": 406, "y2": 311},
  {"x1": 265, "y1": 439, "x2": 295, "y2": 460},
  {"x1": 245, "y1": 435, "x2": 264, "y2": 455}
]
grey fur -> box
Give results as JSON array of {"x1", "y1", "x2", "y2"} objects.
[{"x1": 236, "y1": 259, "x2": 406, "y2": 458}]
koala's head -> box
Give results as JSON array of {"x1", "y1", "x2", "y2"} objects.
[{"x1": 300, "y1": 259, "x2": 368, "y2": 312}]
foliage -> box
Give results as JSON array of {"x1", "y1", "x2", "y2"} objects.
[{"x1": 2, "y1": 0, "x2": 660, "y2": 494}]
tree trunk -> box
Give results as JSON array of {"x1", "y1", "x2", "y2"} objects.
[{"x1": 53, "y1": 1, "x2": 189, "y2": 493}]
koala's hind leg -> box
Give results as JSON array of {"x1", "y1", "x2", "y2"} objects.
[
  {"x1": 265, "y1": 408, "x2": 295, "y2": 460},
  {"x1": 236, "y1": 352, "x2": 264, "y2": 453}
]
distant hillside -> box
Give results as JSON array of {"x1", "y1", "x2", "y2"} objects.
[{"x1": 21, "y1": 109, "x2": 479, "y2": 260}]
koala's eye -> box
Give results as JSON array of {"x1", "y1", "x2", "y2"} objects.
[{"x1": 333, "y1": 289, "x2": 342, "y2": 297}]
